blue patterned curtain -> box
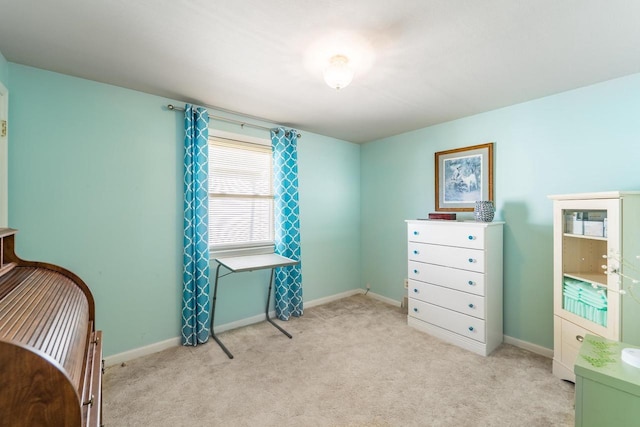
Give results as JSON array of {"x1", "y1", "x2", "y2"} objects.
[
  {"x1": 181, "y1": 104, "x2": 210, "y2": 346},
  {"x1": 271, "y1": 128, "x2": 303, "y2": 320}
]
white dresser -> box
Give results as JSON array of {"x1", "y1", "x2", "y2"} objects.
[{"x1": 406, "y1": 220, "x2": 504, "y2": 356}]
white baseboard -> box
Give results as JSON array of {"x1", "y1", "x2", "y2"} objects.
[
  {"x1": 364, "y1": 290, "x2": 402, "y2": 307},
  {"x1": 304, "y1": 289, "x2": 363, "y2": 308},
  {"x1": 306, "y1": 288, "x2": 402, "y2": 308},
  {"x1": 104, "y1": 313, "x2": 276, "y2": 367},
  {"x1": 503, "y1": 335, "x2": 553, "y2": 359},
  {"x1": 104, "y1": 337, "x2": 181, "y2": 367},
  {"x1": 105, "y1": 288, "x2": 366, "y2": 367},
  {"x1": 105, "y1": 292, "x2": 551, "y2": 367}
]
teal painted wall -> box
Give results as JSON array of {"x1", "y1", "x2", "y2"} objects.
[
  {"x1": 361, "y1": 73, "x2": 640, "y2": 349},
  {"x1": 8, "y1": 55, "x2": 639, "y2": 356},
  {"x1": 7, "y1": 63, "x2": 361, "y2": 357},
  {"x1": 298, "y1": 133, "x2": 361, "y2": 301}
]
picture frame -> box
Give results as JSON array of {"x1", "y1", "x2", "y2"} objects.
[{"x1": 435, "y1": 142, "x2": 494, "y2": 212}]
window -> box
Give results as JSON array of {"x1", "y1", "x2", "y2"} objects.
[{"x1": 208, "y1": 132, "x2": 274, "y2": 256}]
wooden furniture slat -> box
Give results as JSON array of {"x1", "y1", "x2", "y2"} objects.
[
  {"x1": 0, "y1": 229, "x2": 102, "y2": 426},
  {"x1": 0, "y1": 268, "x2": 90, "y2": 389},
  {"x1": 0, "y1": 266, "x2": 34, "y2": 300},
  {"x1": 14, "y1": 271, "x2": 64, "y2": 345}
]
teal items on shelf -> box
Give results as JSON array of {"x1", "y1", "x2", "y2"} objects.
[{"x1": 563, "y1": 277, "x2": 608, "y2": 327}]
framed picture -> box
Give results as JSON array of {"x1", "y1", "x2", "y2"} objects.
[{"x1": 435, "y1": 142, "x2": 494, "y2": 212}]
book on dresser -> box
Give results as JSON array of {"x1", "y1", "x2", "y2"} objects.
[
  {"x1": 405, "y1": 220, "x2": 504, "y2": 356},
  {"x1": 0, "y1": 228, "x2": 103, "y2": 427}
]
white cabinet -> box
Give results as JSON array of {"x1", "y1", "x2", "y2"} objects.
[
  {"x1": 406, "y1": 220, "x2": 504, "y2": 356},
  {"x1": 549, "y1": 191, "x2": 640, "y2": 382}
]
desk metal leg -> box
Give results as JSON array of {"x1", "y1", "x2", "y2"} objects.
[
  {"x1": 265, "y1": 267, "x2": 293, "y2": 339},
  {"x1": 210, "y1": 263, "x2": 234, "y2": 359}
]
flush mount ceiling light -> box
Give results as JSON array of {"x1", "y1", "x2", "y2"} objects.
[
  {"x1": 323, "y1": 54, "x2": 354, "y2": 90},
  {"x1": 304, "y1": 31, "x2": 374, "y2": 91}
]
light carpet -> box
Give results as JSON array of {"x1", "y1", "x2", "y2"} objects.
[{"x1": 103, "y1": 295, "x2": 574, "y2": 426}]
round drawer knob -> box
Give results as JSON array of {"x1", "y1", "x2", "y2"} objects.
[
  {"x1": 413, "y1": 231, "x2": 419, "y2": 236},
  {"x1": 468, "y1": 326, "x2": 474, "y2": 332},
  {"x1": 468, "y1": 258, "x2": 475, "y2": 263},
  {"x1": 413, "y1": 269, "x2": 419, "y2": 274},
  {"x1": 576, "y1": 335, "x2": 584, "y2": 342},
  {"x1": 413, "y1": 288, "x2": 419, "y2": 293},
  {"x1": 413, "y1": 307, "x2": 418, "y2": 313},
  {"x1": 468, "y1": 303, "x2": 475, "y2": 309},
  {"x1": 468, "y1": 235, "x2": 475, "y2": 240},
  {"x1": 413, "y1": 250, "x2": 419, "y2": 255},
  {"x1": 468, "y1": 280, "x2": 474, "y2": 286}
]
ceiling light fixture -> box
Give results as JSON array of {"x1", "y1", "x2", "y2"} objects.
[{"x1": 323, "y1": 54, "x2": 354, "y2": 90}]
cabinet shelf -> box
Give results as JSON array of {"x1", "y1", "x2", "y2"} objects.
[
  {"x1": 563, "y1": 272, "x2": 607, "y2": 288},
  {"x1": 563, "y1": 233, "x2": 607, "y2": 242}
]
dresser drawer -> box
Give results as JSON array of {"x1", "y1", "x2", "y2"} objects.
[
  {"x1": 408, "y1": 280, "x2": 485, "y2": 319},
  {"x1": 408, "y1": 242, "x2": 484, "y2": 272},
  {"x1": 408, "y1": 261, "x2": 485, "y2": 295},
  {"x1": 409, "y1": 299, "x2": 486, "y2": 343},
  {"x1": 407, "y1": 222, "x2": 484, "y2": 249}
]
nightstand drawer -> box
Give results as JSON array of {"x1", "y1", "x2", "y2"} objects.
[
  {"x1": 408, "y1": 280, "x2": 485, "y2": 319},
  {"x1": 407, "y1": 223, "x2": 484, "y2": 249},
  {"x1": 409, "y1": 299, "x2": 486, "y2": 343},
  {"x1": 408, "y1": 261, "x2": 485, "y2": 296},
  {"x1": 408, "y1": 242, "x2": 484, "y2": 272}
]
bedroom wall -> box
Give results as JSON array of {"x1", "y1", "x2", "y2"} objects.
[
  {"x1": 361, "y1": 72, "x2": 640, "y2": 350},
  {"x1": 7, "y1": 63, "x2": 361, "y2": 357}
]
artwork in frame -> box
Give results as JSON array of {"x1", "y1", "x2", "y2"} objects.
[{"x1": 435, "y1": 142, "x2": 494, "y2": 212}]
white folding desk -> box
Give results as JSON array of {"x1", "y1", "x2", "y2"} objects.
[{"x1": 210, "y1": 253, "x2": 299, "y2": 359}]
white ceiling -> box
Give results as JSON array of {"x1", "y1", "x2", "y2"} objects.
[{"x1": 1, "y1": 1, "x2": 639, "y2": 143}]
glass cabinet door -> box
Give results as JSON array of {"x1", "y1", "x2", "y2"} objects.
[{"x1": 554, "y1": 198, "x2": 620, "y2": 340}]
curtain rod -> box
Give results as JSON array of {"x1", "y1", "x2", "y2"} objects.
[{"x1": 167, "y1": 104, "x2": 301, "y2": 138}]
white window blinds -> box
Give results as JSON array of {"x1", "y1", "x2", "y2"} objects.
[{"x1": 209, "y1": 137, "x2": 274, "y2": 251}]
